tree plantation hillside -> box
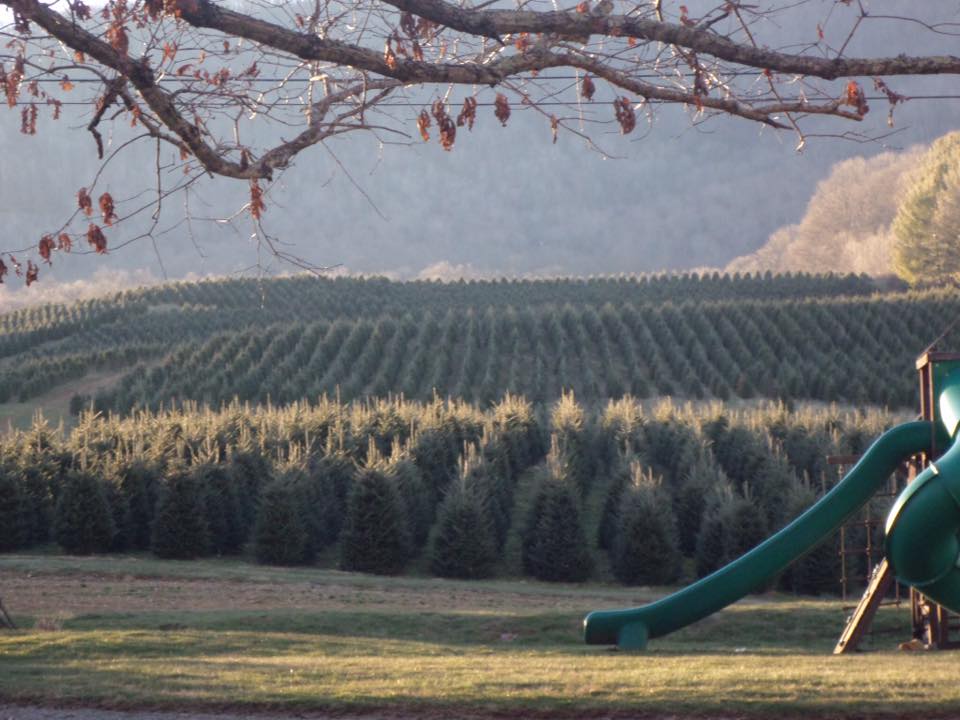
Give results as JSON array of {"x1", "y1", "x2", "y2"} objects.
[
  {"x1": 3, "y1": 271, "x2": 959, "y2": 411},
  {"x1": 0, "y1": 393, "x2": 907, "y2": 592}
]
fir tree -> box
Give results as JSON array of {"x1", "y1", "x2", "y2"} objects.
[
  {"x1": 117, "y1": 461, "x2": 161, "y2": 551},
  {"x1": 521, "y1": 453, "x2": 592, "y2": 583},
  {"x1": 721, "y1": 486, "x2": 770, "y2": 563},
  {"x1": 430, "y1": 474, "x2": 498, "y2": 579},
  {"x1": 254, "y1": 479, "x2": 311, "y2": 565},
  {"x1": 307, "y1": 449, "x2": 356, "y2": 545},
  {"x1": 390, "y1": 456, "x2": 431, "y2": 548},
  {"x1": 228, "y1": 448, "x2": 272, "y2": 534},
  {"x1": 780, "y1": 480, "x2": 842, "y2": 595},
  {"x1": 0, "y1": 468, "x2": 28, "y2": 551},
  {"x1": 339, "y1": 466, "x2": 410, "y2": 575},
  {"x1": 611, "y1": 463, "x2": 681, "y2": 585},
  {"x1": 674, "y1": 446, "x2": 725, "y2": 557},
  {"x1": 151, "y1": 472, "x2": 210, "y2": 559},
  {"x1": 597, "y1": 461, "x2": 629, "y2": 551},
  {"x1": 53, "y1": 471, "x2": 115, "y2": 555},
  {"x1": 195, "y1": 463, "x2": 246, "y2": 555}
]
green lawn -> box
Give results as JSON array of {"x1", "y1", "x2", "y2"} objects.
[{"x1": 0, "y1": 554, "x2": 954, "y2": 717}]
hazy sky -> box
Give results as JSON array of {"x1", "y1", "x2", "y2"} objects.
[{"x1": 0, "y1": 0, "x2": 958, "y2": 306}]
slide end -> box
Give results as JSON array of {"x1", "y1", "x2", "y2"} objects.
[{"x1": 583, "y1": 610, "x2": 649, "y2": 650}]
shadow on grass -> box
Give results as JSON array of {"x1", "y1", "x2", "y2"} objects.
[{"x1": 37, "y1": 600, "x2": 904, "y2": 656}]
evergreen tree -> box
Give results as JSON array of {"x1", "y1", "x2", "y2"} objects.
[
  {"x1": 695, "y1": 506, "x2": 727, "y2": 578},
  {"x1": 17, "y1": 462, "x2": 60, "y2": 547},
  {"x1": 53, "y1": 470, "x2": 115, "y2": 555},
  {"x1": 779, "y1": 480, "x2": 842, "y2": 595},
  {"x1": 286, "y1": 464, "x2": 329, "y2": 559},
  {"x1": 151, "y1": 472, "x2": 210, "y2": 559},
  {"x1": 521, "y1": 456, "x2": 592, "y2": 583},
  {"x1": 597, "y1": 461, "x2": 629, "y2": 551},
  {"x1": 478, "y1": 437, "x2": 515, "y2": 549},
  {"x1": 117, "y1": 461, "x2": 161, "y2": 551},
  {"x1": 430, "y1": 474, "x2": 498, "y2": 579},
  {"x1": 307, "y1": 449, "x2": 356, "y2": 545},
  {"x1": 195, "y1": 463, "x2": 246, "y2": 555},
  {"x1": 611, "y1": 463, "x2": 681, "y2": 585},
  {"x1": 893, "y1": 131, "x2": 960, "y2": 285},
  {"x1": 0, "y1": 468, "x2": 28, "y2": 551},
  {"x1": 550, "y1": 391, "x2": 594, "y2": 495},
  {"x1": 254, "y1": 479, "x2": 311, "y2": 565},
  {"x1": 696, "y1": 482, "x2": 771, "y2": 584},
  {"x1": 721, "y1": 486, "x2": 770, "y2": 564},
  {"x1": 228, "y1": 448, "x2": 272, "y2": 534},
  {"x1": 674, "y1": 446, "x2": 725, "y2": 557},
  {"x1": 339, "y1": 466, "x2": 410, "y2": 575},
  {"x1": 390, "y1": 456, "x2": 431, "y2": 548},
  {"x1": 100, "y1": 477, "x2": 129, "y2": 552}
]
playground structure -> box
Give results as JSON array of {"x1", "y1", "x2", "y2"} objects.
[{"x1": 584, "y1": 350, "x2": 960, "y2": 651}]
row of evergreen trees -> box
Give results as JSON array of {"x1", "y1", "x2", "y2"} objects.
[
  {"x1": 87, "y1": 286, "x2": 960, "y2": 413},
  {"x1": 0, "y1": 394, "x2": 901, "y2": 592}
]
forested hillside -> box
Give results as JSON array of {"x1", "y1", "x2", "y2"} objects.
[
  {"x1": 0, "y1": 271, "x2": 949, "y2": 592},
  {"x1": 2, "y1": 272, "x2": 957, "y2": 412}
]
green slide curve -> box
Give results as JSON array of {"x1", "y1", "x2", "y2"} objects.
[
  {"x1": 885, "y1": 379, "x2": 960, "y2": 614},
  {"x1": 584, "y1": 420, "x2": 933, "y2": 649}
]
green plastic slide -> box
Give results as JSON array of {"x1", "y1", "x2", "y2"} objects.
[
  {"x1": 885, "y1": 379, "x2": 960, "y2": 614},
  {"x1": 584, "y1": 420, "x2": 934, "y2": 649}
]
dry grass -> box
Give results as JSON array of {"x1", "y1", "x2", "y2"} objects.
[{"x1": 0, "y1": 554, "x2": 952, "y2": 717}]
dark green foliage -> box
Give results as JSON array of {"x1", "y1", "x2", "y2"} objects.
[
  {"x1": 780, "y1": 481, "x2": 842, "y2": 595},
  {"x1": 610, "y1": 466, "x2": 682, "y2": 585},
  {"x1": 429, "y1": 479, "x2": 498, "y2": 579},
  {"x1": 228, "y1": 450, "x2": 271, "y2": 533},
  {"x1": 522, "y1": 467, "x2": 592, "y2": 583},
  {"x1": 478, "y1": 439, "x2": 516, "y2": 548},
  {"x1": 339, "y1": 467, "x2": 410, "y2": 575},
  {"x1": 306, "y1": 451, "x2": 356, "y2": 545},
  {"x1": 597, "y1": 462, "x2": 629, "y2": 551},
  {"x1": 409, "y1": 428, "x2": 458, "y2": 511},
  {"x1": 695, "y1": 503, "x2": 727, "y2": 578},
  {"x1": 674, "y1": 449, "x2": 725, "y2": 557},
  {"x1": 254, "y1": 479, "x2": 311, "y2": 566},
  {"x1": 116, "y1": 461, "x2": 161, "y2": 551},
  {"x1": 750, "y1": 453, "x2": 798, "y2": 530},
  {"x1": 286, "y1": 466, "x2": 328, "y2": 559},
  {"x1": 100, "y1": 478, "x2": 128, "y2": 552},
  {"x1": 390, "y1": 458, "x2": 431, "y2": 548},
  {"x1": 17, "y1": 463, "x2": 59, "y2": 547},
  {"x1": 707, "y1": 422, "x2": 769, "y2": 490},
  {"x1": 195, "y1": 463, "x2": 245, "y2": 555},
  {"x1": 53, "y1": 471, "x2": 115, "y2": 555},
  {"x1": 0, "y1": 469, "x2": 29, "y2": 551},
  {"x1": 637, "y1": 417, "x2": 701, "y2": 489},
  {"x1": 722, "y1": 489, "x2": 770, "y2": 563},
  {"x1": 0, "y1": 271, "x2": 954, "y2": 411},
  {"x1": 151, "y1": 472, "x2": 210, "y2": 559},
  {"x1": 695, "y1": 484, "x2": 769, "y2": 580}
]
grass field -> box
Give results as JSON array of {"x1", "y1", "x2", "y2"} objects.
[{"x1": 1, "y1": 554, "x2": 957, "y2": 717}]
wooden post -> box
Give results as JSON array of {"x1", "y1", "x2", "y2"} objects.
[{"x1": 0, "y1": 597, "x2": 15, "y2": 630}]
